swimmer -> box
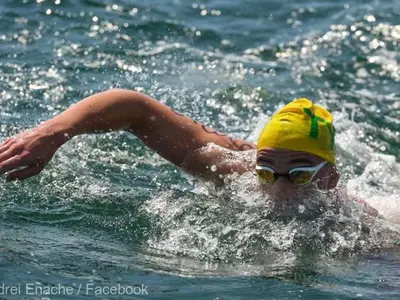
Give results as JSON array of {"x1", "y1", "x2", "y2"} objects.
[{"x1": 0, "y1": 89, "x2": 378, "y2": 216}]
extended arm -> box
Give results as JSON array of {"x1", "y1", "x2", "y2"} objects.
[{"x1": 0, "y1": 89, "x2": 256, "y2": 181}]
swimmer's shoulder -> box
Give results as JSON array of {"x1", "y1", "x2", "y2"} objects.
[
  {"x1": 347, "y1": 193, "x2": 380, "y2": 218},
  {"x1": 328, "y1": 188, "x2": 380, "y2": 218}
]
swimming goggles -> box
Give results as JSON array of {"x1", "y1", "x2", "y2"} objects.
[{"x1": 256, "y1": 161, "x2": 328, "y2": 185}]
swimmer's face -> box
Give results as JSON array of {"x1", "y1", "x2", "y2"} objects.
[{"x1": 256, "y1": 147, "x2": 340, "y2": 201}]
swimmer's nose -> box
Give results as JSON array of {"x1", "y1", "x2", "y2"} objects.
[
  {"x1": 269, "y1": 177, "x2": 296, "y2": 200},
  {"x1": 274, "y1": 176, "x2": 294, "y2": 187}
]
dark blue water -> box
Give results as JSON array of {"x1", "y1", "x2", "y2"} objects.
[{"x1": 1, "y1": 0, "x2": 400, "y2": 299}]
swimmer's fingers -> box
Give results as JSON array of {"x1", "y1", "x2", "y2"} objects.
[
  {"x1": 0, "y1": 138, "x2": 14, "y2": 152},
  {"x1": 6, "y1": 164, "x2": 44, "y2": 182},
  {"x1": 0, "y1": 137, "x2": 26, "y2": 161},
  {"x1": 0, "y1": 148, "x2": 17, "y2": 164},
  {"x1": 0, "y1": 152, "x2": 40, "y2": 175}
]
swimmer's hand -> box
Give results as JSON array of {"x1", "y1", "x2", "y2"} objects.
[{"x1": 0, "y1": 125, "x2": 67, "y2": 181}]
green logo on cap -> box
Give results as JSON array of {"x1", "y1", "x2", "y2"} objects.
[{"x1": 303, "y1": 107, "x2": 335, "y2": 150}]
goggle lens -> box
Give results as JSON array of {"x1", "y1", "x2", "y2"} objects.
[
  {"x1": 256, "y1": 169, "x2": 275, "y2": 183},
  {"x1": 288, "y1": 170, "x2": 314, "y2": 185}
]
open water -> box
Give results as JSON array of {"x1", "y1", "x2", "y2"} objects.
[{"x1": 0, "y1": 0, "x2": 399, "y2": 299}]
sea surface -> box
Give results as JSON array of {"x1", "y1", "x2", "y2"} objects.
[{"x1": 0, "y1": 0, "x2": 400, "y2": 299}]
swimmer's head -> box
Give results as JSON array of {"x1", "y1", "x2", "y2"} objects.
[{"x1": 256, "y1": 98, "x2": 339, "y2": 200}]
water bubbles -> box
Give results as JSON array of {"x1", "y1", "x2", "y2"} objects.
[
  {"x1": 130, "y1": 8, "x2": 138, "y2": 15},
  {"x1": 369, "y1": 38, "x2": 385, "y2": 50},
  {"x1": 364, "y1": 15, "x2": 376, "y2": 23},
  {"x1": 106, "y1": 4, "x2": 123, "y2": 12}
]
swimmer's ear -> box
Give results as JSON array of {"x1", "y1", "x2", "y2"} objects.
[{"x1": 327, "y1": 165, "x2": 340, "y2": 189}]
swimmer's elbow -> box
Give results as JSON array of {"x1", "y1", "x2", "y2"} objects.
[{"x1": 180, "y1": 149, "x2": 253, "y2": 184}]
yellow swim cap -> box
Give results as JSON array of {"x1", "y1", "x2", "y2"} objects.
[{"x1": 257, "y1": 98, "x2": 336, "y2": 165}]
